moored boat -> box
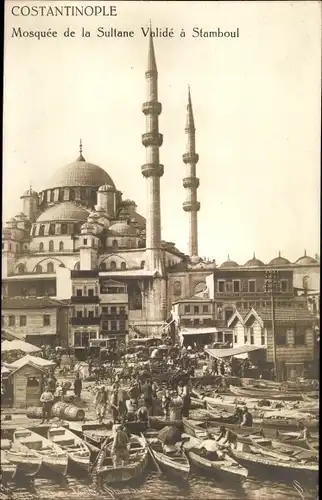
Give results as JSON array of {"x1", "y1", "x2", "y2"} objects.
[
  {"x1": 229, "y1": 385, "x2": 318, "y2": 401},
  {"x1": 231, "y1": 440, "x2": 318, "y2": 480},
  {"x1": 149, "y1": 417, "x2": 183, "y2": 431},
  {"x1": 145, "y1": 431, "x2": 190, "y2": 480},
  {"x1": 13, "y1": 428, "x2": 68, "y2": 476},
  {"x1": 97, "y1": 434, "x2": 149, "y2": 484},
  {"x1": 2, "y1": 438, "x2": 42, "y2": 477},
  {"x1": 1, "y1": 449, "x2": 17, "y2": 483},
  {"x1": 183, "y1": 435, "x2": 248, "y2": 481},
  {"x1": 249, "y1": 436, "x2": 318, "y2": 461},
  {"x1": 47, "y1": 426, "x2": 91, "y2": 472}
]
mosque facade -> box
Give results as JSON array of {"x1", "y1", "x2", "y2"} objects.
[{"x1": 2, "y1": 35, "x2": 320, "y2": 347}]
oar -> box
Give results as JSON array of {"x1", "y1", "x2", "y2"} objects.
[{"x1": 141, "y1": 433, "x2": 162, "y2": 475}]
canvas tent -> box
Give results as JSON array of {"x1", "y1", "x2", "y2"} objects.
[
  {"x1": 8, "y1": 355, "x2": 55, "y2": 369},
  {"x1": 205, "y1": 345, "x2": 266, "y2": 359},
  {"x1": 2, "y1": 340, "x2": 41, "y2": 354}
]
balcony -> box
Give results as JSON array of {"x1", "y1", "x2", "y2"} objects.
[
  {"x1": 71, "y1": 317, "x2": 101, "y2": 326},
  {"x1": 71, "y1": 295, "x2": 100, "y2": 304},
  {"x1": 101, "y1": 314, "x2": 128, "y2": 320}
]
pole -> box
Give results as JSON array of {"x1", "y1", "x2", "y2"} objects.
[{"x1": 270, "y1": 288, "x2": 278, "y2": 381}]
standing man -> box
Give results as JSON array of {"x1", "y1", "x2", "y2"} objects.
[
  {"x1": 94, "y1": 385, "x2": 108, "y2": 423},
  {"x1": 40, "y1": 386, "x2": 54, "y2": 423},
  {"x1": 74, "y1": 372, "x2": 82, "y2": 401}
]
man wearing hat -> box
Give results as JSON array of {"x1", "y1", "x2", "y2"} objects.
[
  {"x1": 94, "y1": 385, "x2": 108, "y2": 423},
  {"x1": 40, "y1": 386, "x2": 54, "y2": 423},
  {"x1": 240, "y1": 407, "x2": 253, "y2": 427}
]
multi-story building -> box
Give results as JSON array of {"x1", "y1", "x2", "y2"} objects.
[{"x1": 1, "y1": 297, "x2": 69, "y2": 346}]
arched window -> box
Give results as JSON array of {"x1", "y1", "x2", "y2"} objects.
[
  {"x1": 49, "y1": 223, "x2": 55, "y2": 235},
  {"x1": 59, "y1": 241, "x2": 64, "y2": 251},
  {"x1": 128, "y1": 240, "x2": 132, "y2": 249},
  {"x1": 121, "y1": 262, "x2": 127, "y2": 271},
  {"x1": 173, "y1": 281, "x2": 182, "y2": 296},
  {"x1": 49, "y1": 240, "x2": 54, "y2": 252},
  {"x1": 39, "y1": 225, "x2": 45, "y2": 236},
  {"x1": 47, "y1": 262, "x2": 54, "y2": 273},
  {"x1": 61, "y1": 223, "x2": 68, "y2": 235},
  {"x1": 74, "y1": 261, "x2": 80, "y2": 270},
  {"x1": 110, "y1": 261, "x2": 117, "y2": 271},
  {"x1": 303, "y1": 276, "x2": 310, "y2": 291},
  {"x1": 140, "y1": 260, "x2": 145, "y2": 269},
  {"x1": 50, "y1": 190, "x2": 55, "y2": 202},
  {"x1": 100, "y1": 262, "x2": 107, "y2": 271},
  {"x1": 18, "y1": 264, "x2": 26, "y2": 274},
  {"x1": 35, "y1": 264, "x2": 43, "y2": 274},
  {"x1": 112, "y1": 239, "x2": 118, "y2": 248},
  {"x1": 39, "y1": 242, "x2": 44, "y2": 252},
  {"x1": 32, "y1": 226, "x2": 36, "y2": 236}
]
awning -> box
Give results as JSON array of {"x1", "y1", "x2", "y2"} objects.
[
  {"x1": 180, "y1": 328, "x2": 217, "y2": 336},
  {"x1": 2, "y1": 340, "x2": 41, "y2": 353},
  {"x1": 205, "y1": 345, "x2": 266, "y2": 359}
]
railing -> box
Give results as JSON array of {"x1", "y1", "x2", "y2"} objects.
[
  {"x1": 71, "y1": 317, "x2": 101, "y2": 326},
  {"x1": 70, "y1": 296, "x2": 100, "y2": 304}
]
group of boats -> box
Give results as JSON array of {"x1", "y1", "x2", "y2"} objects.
[{"x1": 1, "y1": 377, "x2": 319, "y2": 488}]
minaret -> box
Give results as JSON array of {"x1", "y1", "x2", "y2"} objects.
[
  {"x1": 141, "y1": 29, "x2": 164, "y2": 272},
  {"x1": 182, "y1": 86, "x2": 200, "y2": 257}
]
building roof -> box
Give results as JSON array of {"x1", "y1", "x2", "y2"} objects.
[
  {"x1": 205, "y1": 345, "x2": 266, "y2": 359},
  {"x1": 244, "y1": 253, "x2": 265, "y2": 267},
  {"x1": 295, "y1": 255, "x2": 318, "y2": 266},
  {"x1": 220, "y1": 255, "x2": 239, "y2": 268},
  {"x1": 47, "y1": 154, "x2": 115, "y2": 189},
  {"x1": 244, "y1": 307, "x2": 317, "y2": 325},
  {"x1": 268, "y1": 252, "x2": 291, "y2": 266},
  {"x1": 8, "y1": 354, "x2": 55, "y2": 369},
  {"x1": 37, "y1": 202, "x2": 89, "y2": 223},
  {"x1": 108, "y1": 222, "x2": 137, "y2": 236},
  {"x1": 2, "y1": 297, "x2": 68, "y2": 310}
]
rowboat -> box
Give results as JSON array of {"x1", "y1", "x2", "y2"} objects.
[
  {"x1": 190, "y1": 397, "x2": 206, "y2": 410},
  {"x1": 149, "y1": 417, "x2": 183, "y2": 431},
  {"x1": 249, "y1": 437, "x2": 318, "y2": 461},
  {"x1": 1, "y1": 438, "x2": 42, "y2": 477},
  {"x1": 242, "y1": 378, "x2": 318, "y2": 392},
  {"x1": 302, "y1": 393, "x2": 319, "y2": 402},
  {"x1": 47, "y1": 426, "x2": 91, "y2": 472},
  {"x1": 97, "y1": 434, "x2": 149, "y2": 484},
  {"x1": 13, "y1": 428, "x2": 68, "y2": 476},
  {"x1": 231, "y1": 441, "x2": 319, "y2": 479},
  {"x1": 144, "y1": 430, "x2": 190, "y2": 480},
  {"x1": 83, "y1": 427, "x2": 114, "y2": 448},
  {"x1": 229, "y1": 385, "x2": 318, "y2": 401},
  {"x1": 183, "y1": 435, "x2": 248, "y2": 481},
  {"x1": 1, "y1": 449, "x2": 17, "y2": 483}
]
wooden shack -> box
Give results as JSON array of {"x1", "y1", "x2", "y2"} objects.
[{"x1": 8, "y1": 362, "x2": 46, "y2": 408}]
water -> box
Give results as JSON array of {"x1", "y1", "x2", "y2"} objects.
[{"x1": 3, "y1": 470, "x2": 318, "y2": 500}]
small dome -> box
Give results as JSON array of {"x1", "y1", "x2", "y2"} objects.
[
  {"x1": 48, "y1": 153, "x2": 115, "y2": 189},
  {"x1": 98, "y1": 184, "x2": 115, "y2": 192},
  {"x1": 37, "y1": 202, "x2": 89, "y2": 222},
  {"x1": 21, "y1": 188, "x2": 38, "y2": 198},
  {"x1": 295, "y1": 252, "x2": 318, "y2": 265},
  {"x1": 268, "y1": 252, "x2": 290, "y2": 266},
  {"x1": 122, "y1": 199, "x2": 137, "y2": 207},
  {"x1": 109, "y1": 222, "x2": 137, "y2": 236},
  {"x1": 15, "y1": 213, "x2": 28, "y2": 221},
  {"x1": 190, "y1": 255, "x2": 202, "y2": 265},
  {"x1": 220, "y1": 255, "x2": 239, "y2": 268},
  {"x1": 6, "y1": 218, "x2": 17, "y2": 228},
  {"x1": 244, "y1": 253, "x2": 265, "y2": 267}
]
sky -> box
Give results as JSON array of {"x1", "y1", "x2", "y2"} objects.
[{"x1": 3, "y1": 0, "x2": 321, "y2": 266}]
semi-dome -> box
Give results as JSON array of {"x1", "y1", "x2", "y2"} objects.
[
  {"x1": 244, "y1": 253, "x2": 265, "y2": 267},
  {"x1": 220, "y1": 255, "x2": 239, "y2": 268},
  {"x1": 109, "y1": 222, "x2": 137, "y2": 235},
  {"x1": 37, "y1": 202, "x2": 89, "y2": 222},
  {"x1": 295, "y1": 251, "x2": 318, "y2": 266},
  {"x1": 268, "y1": 252, "x2": 290, "y2": 266},
  {"x1": 98, "y1": 184, "x2": 115, "y2": 192},
  {"x1": 47, "y1": 154, "x2": 115, "y2": 189}
]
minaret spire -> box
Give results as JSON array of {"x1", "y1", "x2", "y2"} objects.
[
  {"x1": 141, "y1": 25, "x2": 163, "y2": 272},
  {"x1": 183, "y1": 86, "x2": 200, "y2": 257},
  {"x1": 77, "y1": 138, "x2": 85, "y2": 162}
]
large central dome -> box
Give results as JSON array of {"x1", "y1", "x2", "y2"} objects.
[{"x1": 47, "y1": 154, "x2": 115, "y2": 189}]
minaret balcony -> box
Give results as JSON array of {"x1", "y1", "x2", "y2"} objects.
[
  {"x1": 141, "y1": 132, "x2": 163, "y2": 147},
  {"x1": 141, "y1": 163, "x2": 164, "y2": 178},
  {"x1": 183, "y1": 176, "x2": 200, "y2": 189},
  {"x1": 183, "y1": 153, "x2": 199, "y2": 164},
  {"x1": 142, "y1": 101, "x2": 162, "y2": 115},
  {"x1": 183, "y1": 201, "x2": 200, "y2": 212}
]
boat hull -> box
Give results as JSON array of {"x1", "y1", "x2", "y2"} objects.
[
  {"x1": 41, "y1": 456, "x2": 68, "y2": 476},
  {"x1": 149, "y1": 444, "x2": 190, "y2": 480},
  {"x1": 188, "y1": 451, "x2": 247, "y2": 482},
  {"x1": 6, "y1": 452, "x2": 42, "y2": 477}
]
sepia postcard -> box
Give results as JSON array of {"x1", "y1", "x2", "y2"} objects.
[{"x1": 1, "y1": 1, "x2": 320, "y2": 500}]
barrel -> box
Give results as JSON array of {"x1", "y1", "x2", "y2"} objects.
[
  {"x1": 27, "y1": 407, "x2": 43, "y2": 419},
  {"x1": 63, "y1": 404, "x2": 85, "y2": 421},
  {"x1": 52, "y1": 402, "x2": 69, "y2": 418}
]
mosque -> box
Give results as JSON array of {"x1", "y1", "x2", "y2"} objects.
[{"x1": 2, "y1": 34, "x2": 320, "y2": 346}]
